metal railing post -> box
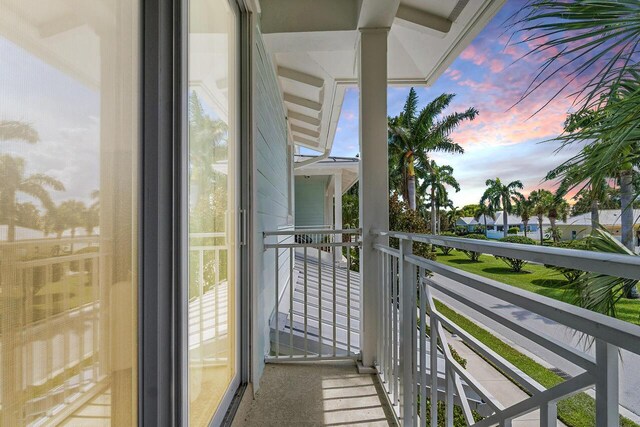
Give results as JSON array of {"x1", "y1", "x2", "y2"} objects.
[
  {"x1": 540, "y1": 402, "x2": 557, "y2": 427},
  {"x1": 595, "y1": 339, "x2": 619, "y2": 427},
  {"x1": 399, "y1": 238, "x2": 416, "y2": 425}
]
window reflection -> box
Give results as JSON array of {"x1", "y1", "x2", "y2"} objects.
[
  {"x1": 188, "y1": 0, "x2": 237, "y2": 424},
  {"x1": 0, "y1": 0, "x2": 139, "y2": 425}
]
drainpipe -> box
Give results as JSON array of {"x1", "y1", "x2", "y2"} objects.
[{"x1": 293, "y1": 148, "x2": 330, "y2": 170}]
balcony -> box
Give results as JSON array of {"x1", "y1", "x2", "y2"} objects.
[{"x1": 253, "y1": 229, "x2": 640, "y2": 426}]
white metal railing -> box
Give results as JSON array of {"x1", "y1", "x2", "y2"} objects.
[
  {"x1": 0, "y1": 236, "x2": 104, "y2": 425},
  {"x1": 187, "y1": 232, "x2": 228, "y2": 366},
  {"x1": 373, "y1": 230, "x2": 640, "y2": 427},
  {"x1": 263, "y1": 228, "x2": 361, "y2": 360}
]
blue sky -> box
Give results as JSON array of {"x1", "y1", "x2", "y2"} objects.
[{"x1": 330, "y1": 0, "x2": 584, "y2": 207}]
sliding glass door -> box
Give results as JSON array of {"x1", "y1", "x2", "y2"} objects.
[
  {"x1": 187, "y1": 0, "x2": 240, "y2": 425},
  {"x1": 0, "y1": 0, "x2": 139, "y2": 425}
]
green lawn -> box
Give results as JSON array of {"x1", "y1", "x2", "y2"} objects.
[
  {"x1": 431, "y1": 249, "x2": 640, "y2": 426},
  {"x1": 436, "y1": 301, "x2": 638, "y2": 427},
  {"x1": 437, "y1": 250, "x2": 640, "y2": 326}
]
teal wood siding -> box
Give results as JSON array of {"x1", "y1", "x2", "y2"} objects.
[
  {"x1": 252, "y1": 28, "x2": 291, "y2": 388},
  {"x1": 295, "y1": 176, "x2": 327, "y2": 227}
]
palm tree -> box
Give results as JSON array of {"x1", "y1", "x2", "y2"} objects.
[
  {"x1": 513, "y1": 1, "x2": 640, "y2": 166},
  {"x1": 514, "y1": 3, "x2": 640, "y2": 249},
  {"x1": 546, "y1": 191, "x2": 570, "y2": 243},
  {"x1": 515, "y1": 1, "x2": 640, "y2": 304},
  {"x1": 84, "y1": 191, "x2": 100, "y2": 235},
  {"x1": 480, "y1": 178, "x2": 524, "y2": 238},
  {"x1": 474, "y1": 202, "x2": 495, "y2": 238},
  {"x1": 529, "y1": 189, "x2": 554, "y2": 243},
  {"x1": 0, "y1": 155, "x2": 64, "y2": 241},
  {"x1": 444, "y1": 205, "x2": 461, "y2": 233},
  {"x1": 189, "y1": 91, "x2": 228, "y2": 231},
  {"x1": 514, "y1": 196, "x2": 532, "y2": 237},
  {"x1": 0, "y1": 120, "x2": 39, "y2": 143},
  {"x1": 58, "y1": 200, "x2": 86, "y2": 238},
  {"x1": 388, "y1": 88, "x2": 477, "y2": 210},
  {"x1": 43, "y1": 206, "x2": 66, "y2": 238},
  {"x1": 420, "y1": 161, "x2": 460, "y2": 234}
]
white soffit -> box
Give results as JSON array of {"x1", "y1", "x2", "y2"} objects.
[{"x1": 261, "y1": 0, "x2": 505, "y2": 154}]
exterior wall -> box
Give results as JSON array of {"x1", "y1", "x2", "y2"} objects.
[
  {"x1": 252, "y1": 26, "x2": 291, "y2": 390},
  {"x1": 294, "y1": 176, "x2": 328, "y2": 227}
]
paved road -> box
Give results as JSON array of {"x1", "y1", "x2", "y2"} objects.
[{"x1": 431, "y1": 274, "x2": 640, "y2": 417}]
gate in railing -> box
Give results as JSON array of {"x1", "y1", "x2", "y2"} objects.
[
  {"x1": 373, "y1": 231, "x2": 640, "y2": 427},
  {"x1": 263, "y1": 228, "x2": 361, "y2": 361}
]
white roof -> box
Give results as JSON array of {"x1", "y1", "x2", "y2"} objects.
[
  {"x1": 294, "y1": 155, "x2": 359, "y2": 194},
  {"x1": 561, "y1": 209, "x2": 640, "y2": 227},
  {"x1": 456, "y1": 217, "x2": 478, "y2": 226}
]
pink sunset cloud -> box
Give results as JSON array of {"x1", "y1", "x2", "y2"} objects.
[
  {"x1": 460, "y1": 44, "x2": 489, "y2": 66},
  {"x1": 445, "y1": 69, "x2": 462, "y2": 81}
]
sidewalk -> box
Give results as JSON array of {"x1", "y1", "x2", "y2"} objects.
[
  {"x1": 432, "y1": 273, "x2": 640, "y2": 421},
  {"x1": 443, "y1": 329, "x2": 567, "y2": 427}
]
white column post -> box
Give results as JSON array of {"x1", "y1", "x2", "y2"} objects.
[
  {"x1": 359, "y1": 28, "x2": 389, "y2": 367},
  {"x1": 334, "y1": 173, "x2": 342, "y2": 230}
]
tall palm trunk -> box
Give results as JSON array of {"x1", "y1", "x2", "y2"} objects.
[
  {"x1": 502, "y1": 201, "x2": 508, "y2": 238},
  {"x1": 523, "y1": 220, "x2": 529, "y2": 237},
  {"x1": 484, "y1": 216, "x2": 488, "y2": 237},
  {"x1": 549, "y1": 216, "x2": 558, "y2": 242},
  {"x1": 405, "y1": 152, "x2": 416, "y2": 210},
  {"x1": 590, "y1": 199, "x2": 600, "y2": 228},
  {"x1": 6, "y1": 192, "x2": 16, "y2": 242},
  {"x1": 430, "y1": 187, "x2": 436, "y2": 234},
  {"x1": 538, "y1": 216, "x2": 544, "y2": 243},
  {"x1": 620, "y1": 170, "x2": 633, "y2": 250}
]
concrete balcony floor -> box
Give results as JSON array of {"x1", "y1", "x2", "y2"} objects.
[{"x1": 233, "y1": 362, "x2": 396, "y2": 426}]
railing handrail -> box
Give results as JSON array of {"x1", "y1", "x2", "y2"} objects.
[
  {"x1": 402, "y1": 249, "x2": 640, "y2": 355},
  {"x1": 0, "y1": 235, "x2": 100, "y2": 247},
  {"x1": 373, "y1": 233, "x2": 633, "y2": 425},
  {"x1": 264, "y1": 228, "x2": 361, "y2": 236},
  {"x1": 374, "y1": 229, "x2": 640, "y2": 281}
]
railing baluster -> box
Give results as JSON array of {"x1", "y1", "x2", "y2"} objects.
[
  {"x1": 378, "y1": 250, "x2": 383, "y2": 373},
  {"x1": 400, "y1": 238, "x2": 415, "y2": 425},
  {"x1": 419, "y1": 268, "x2": 427, "y2": 427},
  {"x1": 304, "y1": 245, "x2": 308, "y2": 357},
  {"x1": 540, "y1": 402, "x2": 557, "y2": 427},
  {"x1": 199, "y1": 249, "x2": 204, "y2": 364},
  {"x1": 346, "y1": 247, "x2": 351, "y2": 355},
  {"x1": 385, "y1": 253, "x2": 391, "y2": 385},
  {"x1": 289, "y1": 247, "x2": 294, "y2": 358},
  {"x1": 332, "y1": 246, "x2": 337, "y2": 357},
  {"x1": 392, "y1": 254, "x2": 399, "y2": 406},
  {"x1": 275, "y1": 247, "x2": 280, "y2": 355},
  {"x1": 595, "y1": 339, "x2": 619, "y2": 427},
  {"x1": 445, "y1": 362, "x2": 454, "y2": 427},
  {"x1": 429, "y1": 285, "x2": 439, "y2": 427},
  {"x1": 318, "y1": 245, "x2": 322, "y2": 356}
]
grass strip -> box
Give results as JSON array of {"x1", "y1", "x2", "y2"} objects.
[{"x1": 435, "y1": 300, "x2": 638, "y2": 427}]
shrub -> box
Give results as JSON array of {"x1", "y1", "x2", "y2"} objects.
[
  {"x1": 544, "y1": 239, "x2": 591, "y2": 282},
  {"x1": 508, "y1": 227, "x2": 519, "y2": 234},
  {"x1": 437, "y1": 231, "x2": 457, "y2": 255},
  {"x1": 458, "y1": 233, "x2": 488, "y2": 262},
  {"x1": 499, "y1": 236, "x2": 537, "y2": 245},
  {"x1": 454, "y1": 225, "x2": 469, "y2": 236},
  {"x1": 389, "y1": 194, "x2": 436, "y2": 261},
  {"x1": 496, "y1": 236, "x2": 537, "y2": 272}
]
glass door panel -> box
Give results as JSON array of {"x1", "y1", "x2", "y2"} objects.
[
  {"x1": 0, "y1": 0, "x2": 140, "y2": 425},
  {"x1": 188, "y1": 0, "x2": 239, "y2": 425}
]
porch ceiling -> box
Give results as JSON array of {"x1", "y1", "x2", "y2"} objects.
[{"x1": 259, "y1": 0, "x2": 506, "y2": 155}]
